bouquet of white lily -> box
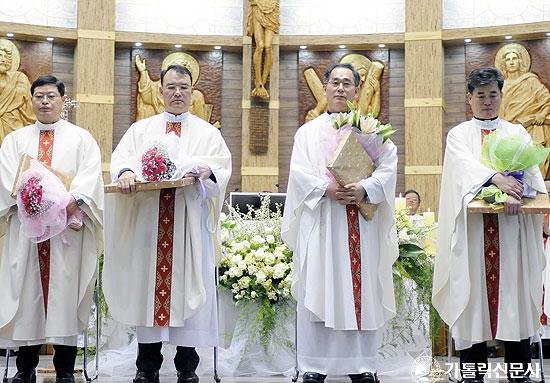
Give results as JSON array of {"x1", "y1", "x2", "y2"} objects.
[{"x1": 331, "y1": 100, "x2": 395, "y2": 161}]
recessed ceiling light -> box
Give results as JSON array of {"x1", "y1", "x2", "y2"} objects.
[
  {"x1": 46, "y1": 37, "x2": 54, "y2": 42},
  {"x1": 135, "y1": 42, "x2": 142, "y2": 47},
  {"x1": 174, "y1": 44, "x2": 182, "y2": 48},
  {"x1": 504, "y1": 35, "x2": 513, "y2": 40},
  {"x1": 6, "y1": 33, "x2": 14, "y2": 38},
  {"x1": 299, "y1": 45, "x2": 307, "y2": 50},
  {"x1": 464, "y1": 38, "x2": 472, "y2": 43},
  {"x1": 338, "y1": 44, "x2": 346, "y2": 49},
  {"x1": 214, "y1": 45, "x2": 222, "y2": 50},
  {"x1": 378, "y1": 43, "x2": 386, "y2": 48}
]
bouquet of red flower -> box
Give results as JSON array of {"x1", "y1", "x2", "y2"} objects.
[
  {"x1": 16, "y1": 159, "x2": 72, "y2": 242},
  {"x1": 141, "y1": 145, "x2": 176, "y2": 182},
  {"x1": 20, "y1": 176, "x2": 44, "y2": 216}
]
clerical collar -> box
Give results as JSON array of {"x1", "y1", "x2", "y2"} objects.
[
  {"x1": 163, "y1": 111, "x2": 189, "y2": 122},
  {"x1": 35, "y1": 119, "x2": 63, "y2": 131},
  {"x1": 472, "y1": 116, "x2": 501, "y2": 130}
]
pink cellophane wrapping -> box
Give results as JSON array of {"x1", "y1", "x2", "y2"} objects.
[{"x1": 16, "y1": 159, "x2": 72, "y2": 243}]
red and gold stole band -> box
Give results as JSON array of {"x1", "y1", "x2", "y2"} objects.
[
  {"x1": 37, "y1": 129, "x2": 55, "y2": 317},
  {"x1": 154, "y1": 121, "x2": 181, "y2": 327},
  {"x1": 346, "y1": 205, "x2": 362, "y2": 330},
  {"x1": 482, "y1": 128, "x2": 500, "y2": 338}
]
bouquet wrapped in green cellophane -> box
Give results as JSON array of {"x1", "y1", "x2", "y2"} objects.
[{"x1": 475, "y1": 129, "x2": 550, "y2": 207}]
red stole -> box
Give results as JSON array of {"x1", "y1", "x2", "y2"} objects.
[
  {"x1": 37, "y1": 129, "x2": 55, "y2": 317},
  {"x1": 481, "y1": 128, "x2": 500, "y2": 339},
  {"x1": 346, "y1": 205, "x2": 362, "y2": 330},
  {"x1": 153, "y1": 121, "x2": 181, "y2": 327}
]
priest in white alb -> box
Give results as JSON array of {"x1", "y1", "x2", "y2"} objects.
[
  {"x1": 0, "y1": 75, "x2": 103, "y2": 383},
  {"x1": 103, "y1": 64, "x2": 231, "y2": 383},
  {"x1": 433, "y1": 67, "x2": 547, "y2": 383},
  {"x1": 282, "y1": 63, "x2": 398, "y2": 383}
]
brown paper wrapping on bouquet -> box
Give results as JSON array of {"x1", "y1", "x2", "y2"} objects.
[
  {"x1": 326, "y1": 129, "x2": 378, "y2": 220},
  {"x1": 104, "y1": 177, "x2": 196, "y2": 193},
  {"x1": 11, "y1": 154, "x2": 73, "y2": 199}
]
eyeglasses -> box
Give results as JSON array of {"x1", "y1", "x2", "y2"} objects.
[
  {"x1": 326, "y1": 79, "x2": 356, "y2": 90},
  {"x1": 32, "y1": 93, "x2": 61, "y2": 101}
]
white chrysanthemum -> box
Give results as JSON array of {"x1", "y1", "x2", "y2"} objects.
[
  {"x1": 267, "y1": 290, "x2": 277, "y2": 300},
  {"x1": 238, "y1": 276, "x2": 251, "y2": 289},
  {"x1": 398, "y1": 229, "x2": 410, "y2": 242},
  {"x1": 255, "y1": 248, "x2": 266, "y2": 261},
  {"x1": 251, "y1": 291, "x2": 257, "y2": 298},
  {"x1": 221, "y1": 228, "x2": 230, "y2": 242},
  {"x1": 262, "y1": 279, "x2": 272, "y2": 290},
  {"x1": 220, "y1": 212, "x2": 227, "y2": 221},
  {"x1": 273, "y1": 263, "x2": 288, "y2": 279},
  {"x1": 263, "y1": 265, "x2": 274, "y2": 277},
  {"x1": 231, "y1": 242, "x2": 245, "y2": 253},
  {"x1": 273, "y1": 249, "x2": 284, "y2": 259},
  {"x1": 256, "y1": 270, "x2": 267, "y2": 284},
  {"x1": 247, "y1": 264, "x2": 258, "y2": 275},
  {"x1": 251, "y1": 235, "x2": 266, "y2": 246},
  {"x1": 264, "y1": 253, "x2": 276, "y2": 265},
  {"x1": 237, "y1": 260, "x2": 247, "y2": 270},
  {"x1": 266, "y1": 234, "x2": 275, "y2": 244}
]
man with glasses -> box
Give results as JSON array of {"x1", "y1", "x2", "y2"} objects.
[
  {"x1": 103, "y1": 64, "x2": 231, "y2": 383},
  {"x1": 282, "y1": 63, "x2": 398, "y2": 383},
  {"x1": 0, "y1": 75, "x2": 104, "y2": 383}
]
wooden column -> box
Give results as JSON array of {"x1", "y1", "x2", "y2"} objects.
[
  {"x1": 404, "y1": 0, "x2": 444, "y2": 215},
  {"x1": 240, "y1": 0, "x2": 279, "y2": 192},
  {"x1": 74, "y1": 0, "x2": 115, "y2": 176}
]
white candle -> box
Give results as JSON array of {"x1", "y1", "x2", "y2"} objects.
[
  {"x1": 423, "y1": 209, "x2": 435, "y2": 226},
  {"x1": 395, "y1": 193, "x2": 406, "y2": 211}
]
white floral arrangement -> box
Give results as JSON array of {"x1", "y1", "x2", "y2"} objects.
[
  {"x1": 218, "y1": 195, "x2": 293, "y2": 348},
  {"x1": 382, "y1": 207, "x2": 442, "y2": 356}
]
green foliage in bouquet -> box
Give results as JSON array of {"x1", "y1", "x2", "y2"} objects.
[
  {"x1": 332, "y1": 100, "x2": 396, "y2": 143},
  {"x1": 476, "y1": 130, "x2": 550, "y2": 207},
  {"x1": 481, "y1": 131, "x2": 550, "y2": 173},
  {"x1": 218, "y1": 195, "x2": 293, "y2": 350}
]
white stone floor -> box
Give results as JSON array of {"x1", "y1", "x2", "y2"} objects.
[{"x1": 2, "y1": 356, "x2": 550, "y2": 382}]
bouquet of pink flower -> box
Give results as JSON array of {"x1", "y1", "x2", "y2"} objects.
[
  {"x1": 16, "y1": 159, "x2": 76, "y2": 242},
  {"x1": 141, "y1": 145, "x2": 176, "y2": 181}
]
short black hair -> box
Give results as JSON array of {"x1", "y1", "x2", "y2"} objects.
[
  {"x1": 31, "y1": 75, "x2": 65, "y2": 96},
  {"x1": 323, "y1": 63, "x2": 361, "y2": 87},
  {"x1": 467, "y1": 67, "x2": 504, "y2": 93},
  {"x1": 404, "y1": 189, "x2": 421, "y2": 203},
  {"x1": 160, "y1": 64, "x2": 193, "y2": 86}
]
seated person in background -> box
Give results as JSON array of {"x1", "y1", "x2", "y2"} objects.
[{"x1": 404, "y1": 189, "x2": 423, "y2": 226}]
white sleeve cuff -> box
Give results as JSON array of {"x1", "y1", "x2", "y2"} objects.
[{"x1": 359, "y1": 177, "x2": 385, "y2": 204}]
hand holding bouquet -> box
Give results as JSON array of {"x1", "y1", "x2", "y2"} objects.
[{"x1": 475, "y1": 129, "x2": 550, "y2": 207}]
